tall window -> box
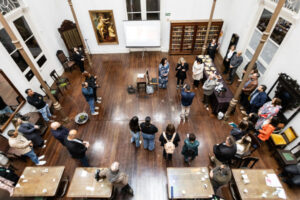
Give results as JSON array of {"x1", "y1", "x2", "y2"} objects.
[
  {"x1": 126, "y1": 0, "x2": 160, "y2": 20},
  {"x1": 0, "y1": 0, "x2": 20, "y2": 15},
  {"x1": 245, "y1": 8, "x2": 292, "y2": 74}
]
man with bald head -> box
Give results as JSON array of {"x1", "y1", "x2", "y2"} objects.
[
  {"x1": 64, "y1": 129, "x2": 90, "y2": 167},
  {"x1": 50, "y1": 121, "x2": 69, "y2": 145},
  {"x1": 228, "y1": 51, "x2": 243, "y2": 85}
]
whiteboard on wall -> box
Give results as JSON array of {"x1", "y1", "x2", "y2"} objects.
[{"x1": 123, "y1": 20, "x2": 160, "y2": 47}]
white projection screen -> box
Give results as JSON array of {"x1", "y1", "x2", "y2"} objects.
[{"x1": 123, "y1": 20, "x2": 161, "y2": 47}]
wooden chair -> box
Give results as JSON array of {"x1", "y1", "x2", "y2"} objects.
[
  {"x1": 146, "y1": 70, "x2": 159, "y2": 90},
  {"x1": 40, "y1": 81, "x2": 62, "y2": 101},
  {"x1": 269, "y1": 127, "x2": 298, "y2": 149},
  {"x1": 274, "y1": 142, "x2": 300, "y2": 167},
  {"x1": 55, "y1": 176, "x2": 69, "y2": 199},
  {"x1": 50, "y1": 70, "x2": 70, "y2": 91},
  {"x1": 56, "y1": 50, "x2": 76, "y2": 72},
  {"x1": 237, "y1": 156, "x2": 259, "y2": 169}
]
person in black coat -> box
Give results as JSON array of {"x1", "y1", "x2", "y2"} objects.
[
  {"x1": 176, "y1": 57, "x2": 189, "y2": 88},
  {"x1": 207, "y1": 39, "x2": 219, "y2": 61},
  {"x1": 222, "y1": 45, "x2": 236, "y2": 74},
  {"x1": 72, "y1": 47, "x2": 85, "y2": 72},
  {"x1": 247, "y1": 85, "x2": 268, "y2": 114},
  {"x1": 82, "y1": 71, "x2": 101, "y2": 103},
  {"x1": 50, "y1": 121, "x2": 69, "y2": 145},
  {"x1": 211, "y1": 136, "x2": 237, "y2": 165},
  {"x1": 12, "y1": 118, "x2": 45, "y2": 148},
  {"x1": 159, "y1": 124, "x2": 180, "y2": 161},
  {"x1": 64, "y1": 129, "x2": 90, "y2": 167}
]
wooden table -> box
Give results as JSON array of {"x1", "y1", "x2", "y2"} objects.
[
  {"x1": 167, "y1": 167, "x2": 214, "y2": 199},
  {"x1": 12, "y1": 166, "x2": 65, "y2": 197},
  {"x1": 67, "y1": 167, "x2": 112, "y2": 198},
  {"x1": 232, "y1": 169, "x2": 287, "y2": 200},
  {"x1": 136, "y1": 74, "x2": 147, "y2": 92}
]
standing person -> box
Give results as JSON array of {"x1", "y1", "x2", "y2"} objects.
[
  {"x1": 72, "y1": 47, "x2": 85, "y2": 72},
  {"x1": 202, "y1": 74, "x2": 220, "y2": 110},
  {"x1": 0, "y1": 96, "x2": 13, "y2": 115},
  {"x1": 223, "y1": 45, "x2": 236, "y2": 74},
  {"x1": 99, "y1": 162, "x2": 134, "y2": 196},
  {"x1": 247, "y1": 85, "x2": 268, "y2": 114},
  {"x1": 192, "y1": 57, "x2": 204, "y2": 88},
  {"x1": 227, "y1": 51, "x2": 243, "y2": 85},
  {"x1": 25, "y1": 89, "x2": 55, "y2": 122},
  {"x1": 255, "y1": 98, "x2": 282, "y2": 130},
  {"x1": 82, "y1": 82, "x2": 99, "y2": 115},
  {"x1": 129, "y1": 116, "x2": 141, "y2": 148},
  {"x1": 158, "y1": 58, "x2": 170, "y2": 89},
  {"x1": 209, "y1": 164, "x2": 232, "y2": 193},
  {"x1": 159, "y1": 124, "x2": 180, "y2": 161},
  {"x1": 50, "y1": 121, "x2": 69, "y2": 145},
  {"x1": 12, "y1": 118, "x2": 46, "y2": 148},
  {"x1": 240, "y1": 73, "x2": 259, "y2": 114},
  {"x1": 64, "y1": 129, "x2": 90, "y2": 167},
  {"x1": 180, "y1": 84, "x2": 195, "y2": 119},
  {"x1": 7, "y1": 130, "x2": 46, "y2": 165},
  {"x1": 175, "y1": 57, "x2": 189, "y2": 88},
  {"x1": 210, "y1": 136, "x2": 237, "y2": 165},
  {"x1": 207, "y1": 39, "x2": 219, "y2": 61},
  {"x1": 140, "y1": 116, "x2": 158, "y2": 151},
  {"x1": 181, "y1": 133, "x2": 199, "y2": 164},
  {"x1": 82, "y1": 71, "x2": 102, "y2": 103}
]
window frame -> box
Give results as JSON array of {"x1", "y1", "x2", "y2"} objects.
[{"x1": 126, "y1": 0, "x2": 160, "y2": 21}]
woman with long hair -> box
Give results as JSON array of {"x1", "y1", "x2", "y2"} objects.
[
  {"x1": 129, "y1": 116, "x2": 141, "y2": 147},
  {"x1": 158, "y1": 57, "x2": 170, "y2": 89},
  {"x1": 159, "y1": 124, "x2": 180, "y2": 160},
  {"x1": 192, "y1": 56, "x2": 204, "y2": 88}
]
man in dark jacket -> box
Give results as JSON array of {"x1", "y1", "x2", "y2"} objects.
[
  {"x1": 82, "y1": 82, "x2": 99, "y2": 115},
  {"x1": 50, "y1": 121, "x2": 69, "y2": 145},
  {"x1": 247, "y1": 85, "x2": 268, "y2": 114},
  {"x1": 64, "y1": 129, "x2": 89, "y2": 167},
  {"x1": 211, "y1": 136, "x2": 237, "y2": 165},
  {"x1": 180, "y1": 84, "x2": 195, "y2": 119},
  {"x1": 240, "y1": 73, "x2": 259, "y2": 114},
  {"x1": 25, "y1": 89, "x2": 55, "y2": 122},
  {"x1": 72, "y1": 47, "x2": 85, "y2": 72},
  {"x1": 228, "y1": 51, "x2": 243, "y2": 84},
  {"x1": 140, "y1": 116, "x2": 158, "y2": 151},
  {"x1": 210, "y1": 164, "x2": 232, "y2": 193}
]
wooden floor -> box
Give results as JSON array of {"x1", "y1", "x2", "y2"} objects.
[{"x1": 5, "y1": 52, "x2": 300, "y2": 200}]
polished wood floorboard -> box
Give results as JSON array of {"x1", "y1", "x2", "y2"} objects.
[{"x1": 5, "y1": 52, "x2": 299, "y2": 200}]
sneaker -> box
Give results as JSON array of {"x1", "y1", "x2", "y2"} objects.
[
  {"x1": 38, "y1": 155, "x2": 45, "y2": 160},
  {"x1": 36, "y1": 161, "x2": 46, "y2": 166},
  {"x1": 96, "y1": 100, "x2": 102, "y2": 104},
  {"x1": 91, "y1": 112, "x2": 99, "y2": 115},
  {"x1": 139, "y1": 140, "x2": 142, "y2": 144},
  {"x1": 240, "y1": 106, "x2": 244, "y2": 110},
  {"x1": 206, "y1": 107, "x2": 210, "y2": 111},
  {"x1": 95, "y1": 107, "x2": 99, "y2": 110},
  {"x1": 51, "y1": 115, "x2": 57, "y2": 119},
  {"x1": 241, "y1": 110, "x2": 248, "y2": 115},
  {"x1": 42, "y1": 145, "x2": 46, "y2": 149},
  {"x1": 97, "y1": 97, "x2": 102, "y2": 101},
  {"x1": 44, "y1": 140, "x2": 47, "y2": 144}
]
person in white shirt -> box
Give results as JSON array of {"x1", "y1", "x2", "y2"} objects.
[
  {"x1": 192, "y1": 57, "x2": 204, "y2": 88},
  {"x1": 223, "y1": 45, "x2": 236, "y2": 74}
]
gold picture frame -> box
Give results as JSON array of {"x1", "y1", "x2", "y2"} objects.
[{"x1": 89, "y1": 10, "x2": 118, "y2": 45}]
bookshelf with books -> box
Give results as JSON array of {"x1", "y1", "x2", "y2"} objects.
[{"x1": 169, "y1": 20, "x2": 223, "y2": 55}]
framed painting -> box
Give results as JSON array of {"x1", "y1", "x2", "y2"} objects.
[{"x1": 89, "y1": 10, "x2": 118, "y2": 45}]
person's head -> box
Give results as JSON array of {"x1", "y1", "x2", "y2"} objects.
[
  {"x1": 160, "y1": 57, "x2": 167, "y2": 65},
  {"x1": 230, "y1": 45, "x2": 236, "y2": 51},
  {"x1": 225, "y1": 136, "x2": 235, "y2": 147},
  {"x1": 219, "y1": 164, "x2": 230, "y2": 176},
  {"x1": 185, "y1": 84, "x2": 191, "y2": 92},
  {"x1": 272, "y1": 98, "x2": 282, "y2": 106},
  {"x1": 73, "y1": 47, "x2": 78, "y2": 52},
  {"x1": 82, "y1": 82, "x2": 88, "y2": 88},
  {"x1": 12, "y1": 118, "x2": 22, "y2": 128},
  {"x1": 211, "y1": 39, "x2": 216, "y2": 44},
  {"x1": 237, "y1": 51, "x2": 242, "y2": 56},
  {"x1": 145, "y1": 116, "x2": 151, "y2": 126},
  {"x1": 25, "y1": 89, "x2": 34, "y2": 96},
  {"x1": 178, "y1": 57, "x2": 186, "y2": 65},
  {"x1": 82, "y1": 71, "x2": 91, "y2": 78},
  {"x1": 110, "y1": 162, "x2": 120, "y2": 172},
  {"x1": 50, "y1": 121, "x2": 61, "y2": 130},
  {"x1": 270, "y1": 116, "x2": 280, "y2": 127},
  {"x1": 248, "y1": 113, "x2": 259, "y2": 124},
  {"x1": 7, "y1": 129, "x2": 18, "y2": 138},
  {"x1": 188, "y1": 133, "x2": 196, "y2": 143},
  {"x1": 195, "y1": 56, "x2": 203, "y2": 64},
  {"x1": 251, "y1": 73, "x2": 259, "y2": 80},
  {"x1": 166, "y1": 124, "x2": 175, "y2": 135},
  {"x1": 68, "y1": 129, "x2": 77, "y2": 139},
  {"x1": 238, "y1": 120, "x2": 248, "y2": 131},
  {"x1": 241, "y1": 135, "x2": 252, "y2": 145},
  {"x1": 258, "y1": 85, "x2": 267, "y2": 93},
  {"x1": 129, "y1": 116, "x2": 139, "y2": 131}
]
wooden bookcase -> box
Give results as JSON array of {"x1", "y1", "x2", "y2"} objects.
[{"x1": 169, "y1": 19, "x2": 223, "y2": 55}]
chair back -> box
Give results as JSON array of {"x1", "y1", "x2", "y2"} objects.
[
  {"x1": 291, "y1": 142, "x2": 300, "y2": 161},
  {"x1": 146, "y1": 69, "x2": 150, "y2": 84},
  {"x1": 238, "y1": 156, "x2": 259, "y2": 169},
  {"x1": 50, "y1": 70, "x2": 60, "y2": 82},
  {"x1": 248, "y1": 133, "x2": 261, "y2": 153},
  {"x1": 283, "y1": 127, "x2": 297, "y2": 143},
  {"x1": 56, "y1": 50, "x2": 68, "y2": 64}
]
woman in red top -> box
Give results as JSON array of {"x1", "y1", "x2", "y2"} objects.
[{"x1": 257, "y1": 117, "x2": 279, "y2": 142}]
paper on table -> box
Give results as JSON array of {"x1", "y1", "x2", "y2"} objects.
[
  {"x1": 86, "y1": 186, "x2": 95, "y2": 191},
  {"x1": 277, "y1": 188, "x2": 287, "y2": 199},
  {"x1": 265, "y1": 174, "x2": 282, "y2": 188},
  {"x1": 137, "y1": 74, "x2": 144, "y2": 78},
  {"x1": 81, "y1": 170, "x2": 88, "y2": 177}
]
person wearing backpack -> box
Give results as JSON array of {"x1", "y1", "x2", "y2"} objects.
[
  {"x1": 159, "y1": 124, "x2": 180, "y2": 161},
  {"x1": 181, "y1": 133, "x2": 199, "y2": 164}
]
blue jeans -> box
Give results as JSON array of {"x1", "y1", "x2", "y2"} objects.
[
  {"x1": 38, "y1": 104, "x2": 52, "y2": 121},
  {"x1": 79, "y1": 156, "x2": 89, "y2": 167},
  {"x1": 142, "y1": 133, "x2": 155, "y2": 151},
  {"x1": 130, "y1": 131, "x2": 140, "y2": 147},
  {"x1": 0, "y1": 106, "x2": 13, "y2": 114},
  {"x1": 87, "y1": 98, "x2": 95, "y2": 113},
  {"x1": 24, "y1": 149, "x2": 39, "y2": 164}
]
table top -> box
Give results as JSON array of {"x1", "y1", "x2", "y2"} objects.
[
  {"x1": 67, "y1": 167, "x2": 113, "y2": 198},
  {"x1": 13, "y1": 166, "x2": 65, "y2": 197},
  {"x1": 167, "y1": 167, "x2": 214, "y2": 199},
  {"x1": 232, "y1": 169, "x2": 286, "y2": 200}
]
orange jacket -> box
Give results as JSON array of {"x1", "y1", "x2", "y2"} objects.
[{"x1": 258, "y1": 124, "x2": 275, "y2": 141}]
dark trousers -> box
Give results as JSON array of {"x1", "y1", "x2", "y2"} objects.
[
  {"x1": 240, "y1": 92, "x2": 250, "y2": 110},
  {"x1": 248, "y1": 104, "x2": 259, "y2": 114},
  {"x1": 77, "y1": 61, "x2": 85, "y2": 72},
  {"x1": 177, "y1": 78, "x2": 184, "y2": 86},
  {"x1": 203, "y1": 94, "x2": 211, "y2": 106},
  {"x1": 228, "y1": 67, "x2": 238, "y2": 83},
  {"x1": 193, "y1": 80, "x2": 200, "y2": 87},
  {"x1": 223, "y1": 59, "x2": 230, "y2": 73},
  {"x1": 163, "y1": 149, "x2": 173, "y2": 160},
  {"x1": 93, "y1": 87, "x2": 98, "y2": 101},
  {"x1": 79, "y1": 156, "x2": 89, "y2": 167}
]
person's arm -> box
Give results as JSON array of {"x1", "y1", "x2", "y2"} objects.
[
  {"x1": 11, "y1": 137, "x2": 32, "y2": 149},
  {"x1": 18, "y1": 124, "x2": 35, "y2": 134},
  {"x1": 176, "y1": 64, "x2": 181, "y2": 71},
  {"x1": 153, "y1": 125, "x2": 158, "y2": 133},
  {"x1": 159, "y1": 134, "x2": 165, "y2": 146},
  {"x1": 174, "y1": 133, "x2": 181, "y2": 147},
  {"x1": 99, "y1": 168, "x2": 109, "y2": 178},
  {"x1": 164, "y1": 63, "x2": 170, "y2": 76}
]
